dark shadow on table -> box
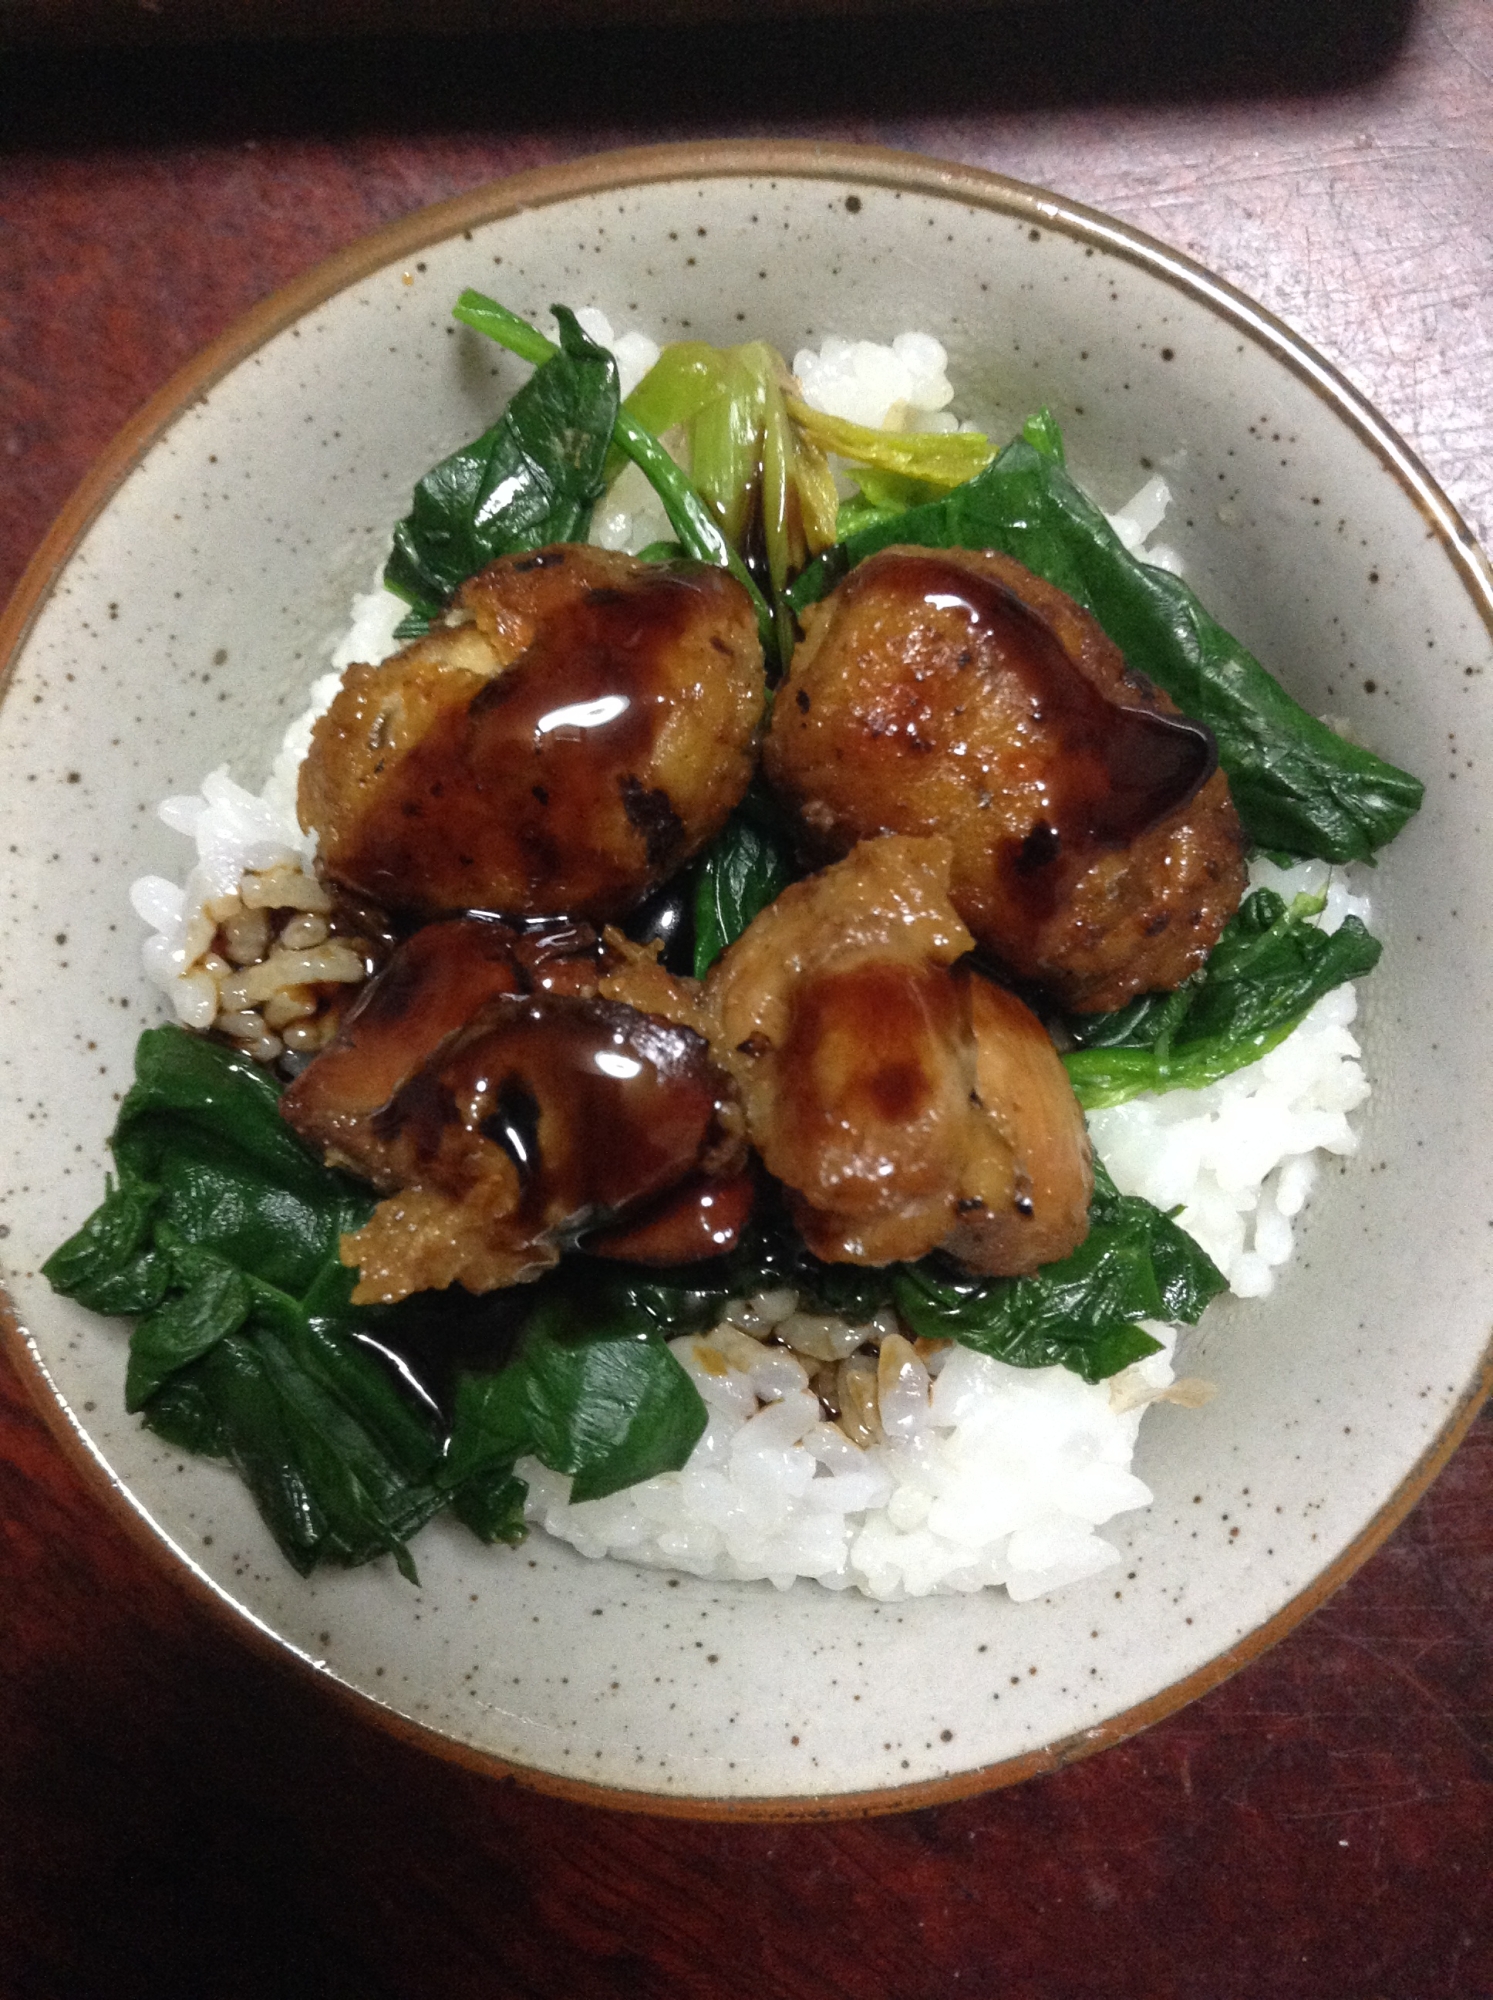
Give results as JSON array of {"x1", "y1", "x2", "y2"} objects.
[{"x1": 0, "y1": 0, "x2": 1419, "y2": 151}]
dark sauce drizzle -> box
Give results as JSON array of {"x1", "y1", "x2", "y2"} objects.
[
  {"x1": 342, "y1": 569, "x2": 711, "y2": 916},
  {"x1": 851, "y1": 551, "x2": 1218, "y2": 928}
]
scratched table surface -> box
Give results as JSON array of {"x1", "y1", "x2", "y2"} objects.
[{"x1": 3, "y1": 2, "x2": 1492, "y2": 1993}]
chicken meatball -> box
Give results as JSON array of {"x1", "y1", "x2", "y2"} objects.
[
  {"x1": 300, "y1": 545, "x2": 765, "y2": 924},
  {"x1": 281, "y1": 916, "x2": 747, "y2": 1304},
  {"x1": 704, "y1": 835, "x2": 1091, "y2": 1272},
  {"x1": 765, "y1": 545, "x2": 1248, "y2": 1012}
]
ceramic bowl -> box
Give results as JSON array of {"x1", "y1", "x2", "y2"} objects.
[{"x1": 3, "y1": 141, "x2": 1490, "y2": 1816}]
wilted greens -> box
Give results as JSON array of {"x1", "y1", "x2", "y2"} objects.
[
  {"x1": 1062, "y1": 887, "x2": 1382, "y2": 1109},
  {"x1": 892, "y1": 1161, "x2": 1226, "y2": 1384},
  {"x1": 385, "y1": 307, "x2": 619, "y2": 630},
  {"x1": 688, "y1": 783, "x2": 796, "y2": 977},
  {"x1": 450, "y1": 291, "x2": 776, "y2": 658},
  {"x1": 44, "y1": 1029, "x2": 712, "y2": 1576}
]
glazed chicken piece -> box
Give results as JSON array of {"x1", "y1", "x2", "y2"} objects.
[
  {"x1": 765, "y1": 546, "x2": 1248, "y2": 1012},
  {"x1": 280, "y1": 917, "x2": 748, "y2": 1304},
  {"x1": 704, "y1": 835, "x2": 1091, "y2": 1272},
  {"x1": 300, "y1": 545, "x2": 765, "y2": 924}
]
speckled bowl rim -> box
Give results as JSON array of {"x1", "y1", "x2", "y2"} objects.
[{"x1": 3, "y1": 138, "x2": 1491, "y2": 1821}]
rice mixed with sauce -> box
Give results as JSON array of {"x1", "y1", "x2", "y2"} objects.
[{"x1": 127, "y1": 316, "x2": 1373, "y2": 1602}]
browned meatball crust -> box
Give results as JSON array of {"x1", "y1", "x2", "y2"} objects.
[
  {"x1": 300, "y1": 544, "x2": 765, "y2": 924},
  {"x1": 704, "y1": 835, "x2": 1091, "y2": 1273},
  {"x1": 765, "y1": 546, "x2": 1248, "y2": 1012}
]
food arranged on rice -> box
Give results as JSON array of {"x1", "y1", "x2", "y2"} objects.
[{"x1": 47, "y1": 295, "x2": 1421, "y2": 1601}]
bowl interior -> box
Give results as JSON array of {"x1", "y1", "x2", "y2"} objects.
[{"x1": 3, "y1": 150, "x2": 1491, "y2": 1810}]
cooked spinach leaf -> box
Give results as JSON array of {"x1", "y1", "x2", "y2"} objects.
[
  {"x1": 44, "y1": 1026, "x2": 712, "y2": 1575},
  {"x1": 45, "y1": 1027, "x2": 450, "y2": 1576},
  {"x1": 141, "y1": 1371, "x2": 230, "y2": 1459},
  {"x1": 452, "y1": 291, "x2": 776, "y2": 659},
  {"x1": 384, "y1": 306, "x2": 619, "y2": 620},
  {"x1": 691, "y1": 806, "x2": 794, "y2": 977},
  {"x1": 1020, "y1": 406, "x2": 1066, "y2": 463},
  {"x1": 125, "y1": 1247, "x2": 255, "y2": 1409},
  {"x1": 623, "y1": 782, "x2": 795, "y2": 979},
  {"x1": 834, "y1": 492, "x2": 903, "y2": 541},
  {"x1": 106, "y1": 1021, "x2": 367, "y2": 1288},
  {"x1": 450, "y1": 1466, "x2": 530, "y2": 1546},
  {"x1": 214, "y1": 1314, "x2": 445, "y2": 1579},
  {"x1": 444, "y1": 1288, "x2": 708, "y2": 1506},
  {"x1": 789, "y1": 431, "x2": 1422, "y2": 861},
  {"x1": 42, "y1": 1173, "x2": 169, "y2": 1316},
  {"x1": 555, "y1": 1256, "x2": 739, "y2": 1341},
  {"x1": 1062, "y1": 887, "x2": 1382, "y2": 1108},
  {"x1": 892, "y1": 1160, "x2": 1225, "y2": 1383}
]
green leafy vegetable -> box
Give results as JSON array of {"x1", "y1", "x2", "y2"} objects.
[
  {"x1": 1020, "y1": 406, "x2": 1066, "y2": 463},
  {"x1": 834, "y1": 492, "x2": 904, "y2": 541},
  {"x1": 124, "y1": 1247, "x2": 254, "y2": 1409},
  {"x1": 789, "y1": 431, "x2": 1422, "y2": 861},
  {"x1": 613, "y1": 340, "x2": 725, "y2": 470},
  {"x1": 892, "y1": 1161, "x2": 1225, "y2": 1383},
  {"x1": 446, "y1": 291, "x2": 558, "y2": 370},
  {"x1": 452, "y1": 291, "x2": 776, "y2": 658},
  {"x1": 554, "y1": 1257, "x2": 738, "y2": 1342},
  {"x1": 384, "y1": 306, "x2": 619, "y2": 621},
  {"x1": 41, "y1": 1173, "x2": 169, "y2": 1316},
  {"x1": 1062, "y1": 887, "x2": 1382, "y2": 1108},
  {"x1": 665, "y1": 344, "x2": 764, "y2": 547},
  {"x1": 103, "y1": 1021, "x2": 368, "y2": 1292},
  {"x1": 615, "y1": 338, "x2": 842, "y2": 665},
  {"x1": 444, "y1": 1289, "x2": 708, "y2": 1506},
  {"x1": 691, "y1": 805, "x2": 794, "y2": 977},
  {"x1": 141, "y1": 1371, "x2": 229, "y2": 1459},
  {"x1": 212, "y1": 1314, "x2": 445, "y2": 1580},
  {"x1": 43, "y1": 1026, "x2": 711, "y2": 1574},
  {"x1": 450, "y1": 1466, "x2": 529, "y2": 1546},
  {"x1": 45, "y1": 1027, "x2": 448, "y2": 1575}
]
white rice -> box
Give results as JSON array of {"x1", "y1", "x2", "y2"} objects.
[
  {"x1": 792, "y1": 330, "x2": 956, "y2": 433},
  {"x1": 1106, "y1": 470, "x2": 1185, "y2": 576},
  {"x1": 521, "y1": 1326, "x2": 1184, "y2": 1601},
  {"x1": 1088, "y1": 857, "x2": 1372, "y2": 1299},
  {"x1": 126, "y1": 322, "x2": 1378, "y2": 1600},
  {"x1": 567, "y1": 308, "x2": 660, "y2": 401}
]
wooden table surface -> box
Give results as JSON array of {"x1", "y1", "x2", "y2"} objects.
[{"x1": 3, "y1": 2, "x2": 1491, "y2": 1992}]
